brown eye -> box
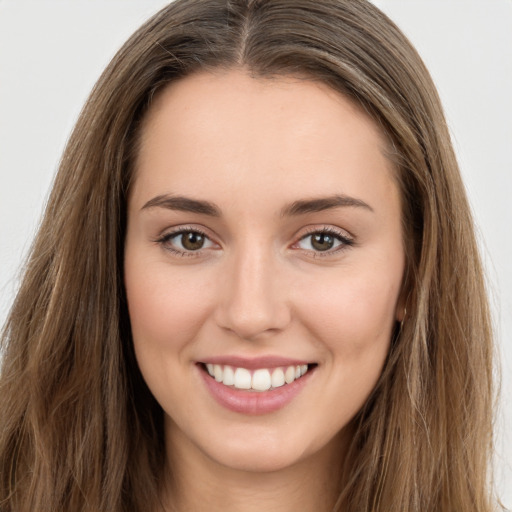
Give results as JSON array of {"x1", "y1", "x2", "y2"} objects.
[
  {"x1": 180, "y1": 231, "x2": 205, "y2": 251},
  {"x1": 311, "y1": 233, "x2": 335, "y2": 251},
  {"x1": 160, "y1": 229, "x2": 215, "y2": 254},
  {"x1": 295, "y1": 229, "x2": 353, "y2": 254}
]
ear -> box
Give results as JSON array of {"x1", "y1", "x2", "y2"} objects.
[
  {"x1": 395, "y1": 266, "x2": 411, "y2": 323},
  {"x1": 395, "y1": 301, "x2": 406, "y2": 323},
  {"x1": 395, "y1": 286, "x2": 409, "y2": 322}
]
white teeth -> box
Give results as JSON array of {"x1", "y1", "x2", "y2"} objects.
[
  {"x1": 214, "y1": 364, "x2": 223, "y2": 382},
  {"x1": 223, "y1": 365, "x2": 235, "y2": 386},
  {"x1": 252, "y1": 369, "x2": 272, "y2": 391},
  {"x1": 204, "y1": 363, "x2": 311, "y2": 391},
  {"x1": 271, "y1": 368, "x2": 285, "y2": 388},
  {"x1": 234, "y1": 367, "x2": 252, "y2": 389},
  {"x1": 285, "y1": 366, "x2": 296, "y2": 384}
]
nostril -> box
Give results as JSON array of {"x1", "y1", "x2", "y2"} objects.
[
  {"x1": 213, "y1": 260, "x2": 292, "y2": 339},
  {"x1": 215, "y1": 307, "x2": 292, "y2": 341}
]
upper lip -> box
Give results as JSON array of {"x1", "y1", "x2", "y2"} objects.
[{"x1": 199, "y1": 355, "x2": 314, "y2": 370}]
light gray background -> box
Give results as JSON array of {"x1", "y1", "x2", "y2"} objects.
[{"x1": 0, "y1": 0, "x2": 510, "y2": 505}]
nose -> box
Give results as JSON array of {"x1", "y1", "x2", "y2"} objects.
[{"x1": 214, "y1": 243, "x2": 291, "y2": 341}]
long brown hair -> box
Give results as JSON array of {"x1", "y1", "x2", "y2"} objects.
[{"x1": 0, "y1": 1, "x2": 497, "y2": 510}]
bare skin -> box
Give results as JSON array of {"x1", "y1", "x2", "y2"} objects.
[
  {"x1": 124, "y1": 69, "x2": 405, "y2": 512},
  {"x1": 164, "y1": 421, "x2": 350, "y2": 512}
]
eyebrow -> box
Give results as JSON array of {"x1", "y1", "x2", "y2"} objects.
[
  {"x1": 141, "y1": 193, "x2": 373, "y2": 217},
  {"x1": 280, "y1": 195, "x2": 374, "y2": 216},
  {"x1": 141, "y1": 194, "x2": 221, "y2": 216}
]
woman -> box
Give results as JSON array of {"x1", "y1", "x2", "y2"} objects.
[{"x1": 0, "y1": 0, "x2": 498, "y2": 511}]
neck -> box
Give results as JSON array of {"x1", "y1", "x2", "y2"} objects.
[{"x1": 161, "y1": 422, "x2": 351, "y2": 512}]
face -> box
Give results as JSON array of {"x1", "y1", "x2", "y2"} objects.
[{"x1": 124, "y1": 70, "x2": 405, "y2": 474}]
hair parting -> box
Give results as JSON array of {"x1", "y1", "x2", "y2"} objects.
[{"x1": 0, "y1": 1, "x2": 497, "y2": 510}]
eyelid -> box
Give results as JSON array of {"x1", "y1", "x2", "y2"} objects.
[
  {"x1": 153, "y1": 223, "x2": 354, "y2": 258},
  {"x1": 153, "y1": 225, "x2": 220, "y2": 257},
  {"x1": 291, "y1": 225, "x2": 355, "y2": 255},
  {"x1": 298, "y1": 225, "x2": 354, "y2": 240}
]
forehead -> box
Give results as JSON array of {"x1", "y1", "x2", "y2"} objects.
[
  {"x1": 132, "y1": 69, "x2": 398, "y2": 215},
  {"x1": 139, "y1": 69, "x2": 391, "y2": 155}
]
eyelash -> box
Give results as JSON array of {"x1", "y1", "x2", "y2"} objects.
[
  {"x1": 294, "y1": 227, "x2": 355, "y2": 257},
  {"x1": 154, "y1": 226, "x2": 213, "y2": 258},
  {"x1": 154, "y1": 226, "x2": 354, "y2": 258}
]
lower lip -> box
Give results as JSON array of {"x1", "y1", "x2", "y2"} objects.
[{"x1": 199, "y1": 365, "x2": 315, "y2": 415}]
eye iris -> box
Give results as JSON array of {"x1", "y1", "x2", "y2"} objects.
[
  {"x1": 311, "y1": 233, "x2": 334, "y2": 251},
  {"x1": 181, "y1": 232, "x2": 204, "y2": 250}
]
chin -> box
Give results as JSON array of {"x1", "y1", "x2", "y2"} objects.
[
  {"x1": 213, "y1": 439, "x2": 306, "y2": 473},
  {"x1": 167, "y1": 412, "x2": 347, "y2": 476}
]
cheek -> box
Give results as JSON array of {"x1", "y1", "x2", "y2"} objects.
[
  {"x1": 295, "y1": 258, "x2": 402, "y2": 363},
  {"x1": 124, "y1": 252, "x2": 215, "y2": 353},
  {"x1": 123, "y1": 252, "x2": 219, "y2": 417},
  {"x1": 300, "y1": 267, "x2": 401, "y2": 420}
]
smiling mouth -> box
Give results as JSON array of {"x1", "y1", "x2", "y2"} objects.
[{"x1": 201, "y1": 363, "x2": 316, "y2": 392}]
